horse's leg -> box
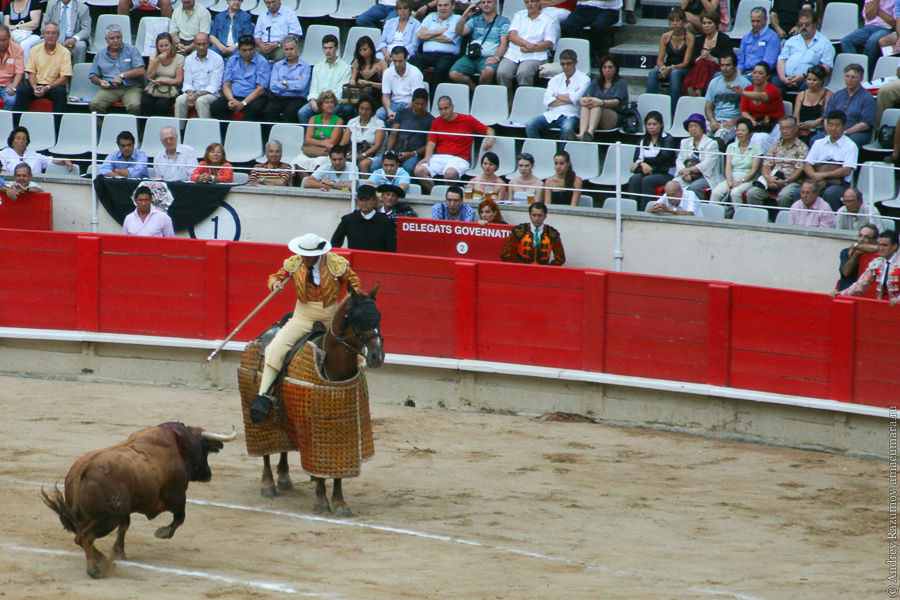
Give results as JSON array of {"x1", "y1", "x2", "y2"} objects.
[
  {"x1": 331, "y1": 478, "x2": 351, "y2": 517},
  {"x1": 260, "y1": 454, "x2": 276, "y2": 497},
  {"x1": 276, "y1": 452, "x2": 293, "y2": 490},
  {"x1": 312, "y1": 477, "x2": 331, "y2": 514}
]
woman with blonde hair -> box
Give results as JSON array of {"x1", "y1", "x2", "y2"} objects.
[
  {"x1": 291, "y1": 90, "x2": 345, "y2": 176},
  {"x1": 191, "y1": 143, "x2": 234, "y2": 183}
]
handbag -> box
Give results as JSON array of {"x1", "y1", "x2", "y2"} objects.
[
  {"x1": 465, "y1": 13, "x2": 497, "y2": 62},
  {"x1": 342, "y1": 83, "x2": 374, "y2": 105},
  {"x1": 621, "y1": 102, "x2": 641, "y2": 135},
  {"x1": 145, "y1": 82, "x2": 179, "y2": 98},
  {"x1": 813, "y1": 162, "x2": 844, "y2": 187},
  {"x1": 879, "y1": 124, "x2": 895, "y2": 149}
]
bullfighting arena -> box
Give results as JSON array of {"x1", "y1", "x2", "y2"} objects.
[{"x1": 0, "y1": 374, "x2": 883, "y2": 599}]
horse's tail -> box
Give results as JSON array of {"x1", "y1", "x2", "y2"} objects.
[{"x1": 39, "y1": 485, "x2": 77, "y2": 534}]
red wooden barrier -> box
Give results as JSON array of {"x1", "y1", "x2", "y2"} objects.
[
  {"x1": 0, "y1": 229, "x2": 897, "y2": 409},
  {"x1": 0, "y1": 192, "x2": 53, "y2": 231}
]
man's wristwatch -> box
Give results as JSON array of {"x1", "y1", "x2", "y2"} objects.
[{"x1": 241, "y1": 100, "x2": 248, "y2": 107}]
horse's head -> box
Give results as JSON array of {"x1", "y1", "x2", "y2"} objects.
[{"x1": 340, "y1": 284, "x2": 385, "y2": 368}]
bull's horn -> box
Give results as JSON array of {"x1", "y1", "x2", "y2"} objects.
[{"x1": 202, "y1": 425, "x2": 237, "y2": 442}]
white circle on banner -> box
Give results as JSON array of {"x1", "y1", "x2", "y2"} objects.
[
  {"x1": 456, "y1": 241, "x2": 469, "y2": 255},
  {"x1": 189, "y1": 202, "x2": 241, "y2": 241}
]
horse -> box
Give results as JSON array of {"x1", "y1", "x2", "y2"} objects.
[{"x1": 239, "y1": 285, "x2": 384, "y2": 516}]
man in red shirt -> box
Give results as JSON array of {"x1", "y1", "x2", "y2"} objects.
[{"x1": 413, "y1": 95, "x2": 494, "y2": 193}]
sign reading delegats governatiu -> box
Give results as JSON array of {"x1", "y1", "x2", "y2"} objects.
[{"x1": 397, "y1": 217, "x2": 513, "y2": 260}]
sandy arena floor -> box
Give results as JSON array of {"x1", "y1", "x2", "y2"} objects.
[{"x1": 0, "y1": 374, "x2": 885, "y2": 600}]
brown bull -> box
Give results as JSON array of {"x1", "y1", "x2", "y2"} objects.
[{"x1": 40, "y1": 422, "x2": 236, "y2": 579}]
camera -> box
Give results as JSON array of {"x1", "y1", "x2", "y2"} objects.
[{"x1": 471, "y1": 5, "x2": 481, "y2": 13}]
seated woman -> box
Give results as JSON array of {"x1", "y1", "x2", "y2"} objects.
[
  {"x1": 291, "y1": 91, "x2": 345, "y2": 177},
  {"x1": 627, "y1": 111, "x2": 678, "y2": 209},
  {"x1": 141, "y1": 33, "x2": 184, "y2": 117},
  {"x1": 647, "y1": 8, "x2": 694, "y2": 111},
  {"x1": 574, "y1": 55, "x2": 629, "y2": 142},
  {"x1": 680, "y1": 0, "x2": 723, "y2": 33},
  {"x1": 377, "y1": 0, "x2": 421, "y2": 61},
  {"x1": 340, "y1": 96, "x2": 385, "y2": 173},
  {"x1": 739, "y1": 61, "x2": 784, "y2": 151},
  {"x1": 0, "y1": 126, "x2": 72, "y2": 174},
  {"x1": 478, "y1": 197, "x2": 506, "y2": 224},
  {"x1": 507, "y1": 152, "x2": 543, "y2": 203},
  {"x1": 191, "y1": 142, "x2": 234, "y2": 183},
  {"x1": 672, "y1": 113, "x2": 722, "y2": 197},
  {"x1": 793, "y1": 65, "x2": 831, "y2": 145},
  {"x1": 4, "y1": 0, "x2": 41, "y2": 62},
  {"x1": 468, "y1": 152, "x2": 507, "y2": 201},
  {"x1": 682, "y1": 11, "x2": 732, "y2": 97},
  {"x1": 350, "y1": 36, "x2": 388, "y2": 98},
  {"x1": 543, "y1": 150, "x2": 583, "y2": 206},
  {"x1": 709, "y1": 118, "x2": 763, "y2": 216}
]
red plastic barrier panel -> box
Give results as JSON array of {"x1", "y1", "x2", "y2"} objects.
[
  {"x1": 0, "y1": 192, "x2": 52, "y2": 231},
  {"x1": 396, "y1": 217, "x2": 512, "y2": 261}
]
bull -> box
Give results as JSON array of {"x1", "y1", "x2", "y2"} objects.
[{"x1": 40, "y1": 422, "x2": 236, "y2": 579}]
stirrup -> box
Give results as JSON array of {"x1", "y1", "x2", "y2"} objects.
[{"x1": 250, "y1": 394, "x2": 273, "y2": 423}]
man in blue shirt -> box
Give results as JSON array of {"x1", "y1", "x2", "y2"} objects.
[
  {"x1": 431, "y1": 185, "x2": 476, "y2": 221},
  {"x1": 253, "y1": 0, "x2": 302, "y2": 61},
  {"x1": 775, "y1": 10, "x2": 834, "y2": 91},
  {"x1": 88, "y1": 24, "x2": 145, "y2": 115},
  {"x1": 815, "y1": 63, "x2": 877, "y2": 147},
  {"x1": 99, "y1": 131, "x2": 149, "y2": 179},
  {"x1": 737, "y1": 7, "x2": 780, "y2": 74},
  {"x1": 410, "y1": 0, "x2": 461, "y2": 98},
  {"x1": 263, "y1": 36, "x2": 311, "y2": 123},
  {"x1": 210, "y1": 35, "x2": 270, "y2": 121}
]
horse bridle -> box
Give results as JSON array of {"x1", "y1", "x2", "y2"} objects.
[{"x1": 328, "y1": 298, "x2": 383, "y2": 357}]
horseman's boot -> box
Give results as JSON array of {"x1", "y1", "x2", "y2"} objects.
[{"x1": 250, "y1": 364, "x2": 280, "y2": 423}]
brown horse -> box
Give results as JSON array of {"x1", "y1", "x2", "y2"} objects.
[{"x1": 253, "y1": 285, "x2": 384, "y2": 516}]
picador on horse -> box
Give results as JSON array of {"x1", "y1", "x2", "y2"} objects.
[{"x1": 240, "y1": 233, "x2": 384, "y2": 516}]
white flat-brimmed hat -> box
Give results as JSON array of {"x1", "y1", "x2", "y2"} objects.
[{"x1": 288, "y1": 233, "x2": 332, "y2": 256}]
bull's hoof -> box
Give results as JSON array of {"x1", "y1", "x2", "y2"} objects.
[
  {"x1": 260, "y1": 484, "x2": 277, "y2": 497},
  {"x1": 313, "y1": 502, "x2": 331, "y2": 514},
  {"x1": 277, "y1": 477, "x2": 293, "y2": 491},
  {"x1": 87, "y1": 567, "x2": 103, "y2": 579},
  {"x1": 333, "y1": 505, "x2": 352, "y2": 518},
  {"x1": 112, "y1": 547, "x2": 126, "y2": 561},
  {"x1": 154, "y1": 526, "x2": 174, "y2": 539}
]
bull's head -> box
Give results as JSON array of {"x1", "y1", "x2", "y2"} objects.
[{"x1": 183, "y1": 425, "x2": 237, "y2": 482}]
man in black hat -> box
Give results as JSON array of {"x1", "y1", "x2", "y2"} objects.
[
  {"x1": 377, "y1": 183, "x2": 418, "y2": 219},
  {"x1": 330, "y1": 185, "x2": 397, "y2": 252}
]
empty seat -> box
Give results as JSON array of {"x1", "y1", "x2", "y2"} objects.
[
  {"x1": 553, "y1": 38, "x2": 591, "y2": 74},
  {"x1": 50, "y1": 114, "x2": 94, "y2": 155},
  {"x1": 821, "y1": 2, "x2": 861, "y2": 41},
  {"x1": 668, "y1": 96, "x2": 707, "y2": 137},
  {"x1": 578, "y1": 195, "x2": 593, "y2": 207},
  {"x1": 140, "y1": 116, "x2": 180, "y2": 157},
  {"x1": 563, "y1": 141, "x2": 600, "y2": 181},
  {"x1": 299, "y1": 25, "x2": 341, "y2": 64},
  {"x1": 67, "y1": 63, "x2": 99, "y2": 106},
  {"x1": 406, "y1": 183, "x2": 422, "y2": 196},
  {"x1": 18, "y1": 112, "x2": 56, "y2": 152},
  {"x1": 589, "y1": 145, "x2": 636, "y2": 187},
  {"x1": 342, "y1": 27, "x2": 382, "y2": 64},
  {"x1": 430, "y1": 184, "x2": 450, "y2": 198},
  {"x1": 44, "y1": 161, "x2": 82, "y2": 177},
  {"x1": 502, "y1": 0, "x2": 525, "y2": 20},
  {"x1": 257, "y1": 123, "x2": 304, "y2": 163},
  {"x1": 856, "y1": 161, "x2": 896, "y2": 205},
  {"x1": 135, "y1": 17, "x2": 171, "y2": 57},
  {"x1": 431, "y1": 82, "x2": 470, "y2": 116},
  {"x1": 224, "y1": 121, "x2": 264, "y2": 163},
  {"x1": 732, "y1": 206, "x2": 770, "y2": 223},
  {"x1": 636, "y1": 93, "x2": 671, "y2": 132},
  {"x1": 728, "y1": 0, "x2": 772, "y2": 39},
  {"x1": 183, "y1": 119, "x2": 223, "y2": 156},
  {"x1": 699, "y1": 202, "x2": 726, "y2": 219},
  {"x1": 827, "y1": 53, "x2": 868, "y2": 92},
  {"x1": 297, "y1": 0, "x2": 335, "y2": 18},
  {"x1": 467, "y1": 135, "x2": 516, "y2": 177},
  {"x1": 872, "y1": 56, "x2": 900, "y2": 82},
  {"x1": 773, "y1": 209, "x2": 791, "y2": 224},
  {"x1": 333, "y1": 0, "x2": 372, "y2": 20},
  {"x1": 470, "y1": 84, "x2": 510, "y2": 127},
  {"x1": 505, "y1": 86, "x2": 545, "y2": 127},
  {"x1": 232, "y1": 171, "x2": 250, "y2": 184},
  {"x1": 97, "y1": 114, "x2": 139, "y2": 155},
  {"x1": 518, "y1": 138, "x2": 558, "y2": 180},
  {"x1": 91, "y1": 15, "x2": 132, "y2": 53},
  {"x1": 602, "y1": 197, "x2": 638, "y2": 211},
  {"x1": 0, "y1": 110, "x2": 14, "y2": 148}
]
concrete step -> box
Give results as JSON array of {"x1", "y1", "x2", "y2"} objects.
[
  {"x1": 614, "y1": 16, "x2": 671, "y2": 45},
  {"x1": 640, "y1": 0, "x2": 682, "y2": 19},
  {"x1": 609, "y1": 42, "x2": 659, "y2": 70},
  {"x1": 621, "y1": 67, "x2": 654, "y2": 99}
]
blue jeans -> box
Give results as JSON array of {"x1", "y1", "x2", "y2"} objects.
[
  {"x1": 841, "y1": 24, "x2": 892, "y2": 73},
  {"x1": 297, "y1": 102, "x2": 356, "y2": 125},
  {"x1": 376, "y1": 100, "x2": 406, "y2": 123},
  {"x1": 0, "y1": 87, "x2": 17, "y2": 111},
  {"x1": 560, "y1": 6, "x2": 619, "y2": 40},
  {"x1": 356, "y1": 4, "x2": 397, "y2": 27},
  {"x1": 525, "y1": 114, "x2": 578, "y2": 140},
  {"x1": 647, "y1": 67, "x2": 689, "y2": 111},
  {"x1": 371, "y1": 153, "x2": 419, "y2": 175}
]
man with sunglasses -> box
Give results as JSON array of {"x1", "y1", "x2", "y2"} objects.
[{"x1": 775, "y1": 10, "x2": 833, "y2": 91}]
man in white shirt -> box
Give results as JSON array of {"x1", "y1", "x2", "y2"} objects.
[
  {"x1": 43, "y1": 0, "x2": 90, "y2": 64},
  {"x1": 377, "y1": 45, "x2": 425, "y2": 122},
  {"x1": 775, "y1": 10, "x2": 834, "y2": 91},
  {"x1": 410, "y1": 0, "x2": 461, "y2": 98},
  {"x1": 802, "y1": 110, "x2": 858, "y2": 210},
  {"x1": 169, "y1": 0, "x2": 211, "y2": 55},
  {"x1": 524, "y1": 49, "x2": 588, "y2": 140},
  {"x1": 647, "y1": 180, "x2": 704, "y2": 216},
  {"x1": 297, "y1": 34, "x2": 354, "y2": 123},
  {"x1": 174, "y1": 33, "x2": 223, "y2": 118},
  {"x1": 153, "y1": 126, "x2": 198, "y2": 182},
  {"x1": 496, "y1": 0, "x2": 559, "y2": 105},
  {"x1": 254, "y1": 0, "x2": 302, "y2": 61}
]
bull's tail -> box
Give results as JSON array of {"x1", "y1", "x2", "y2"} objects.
[{"x1": 39, "y1": 485, "x2": 77, "y2": 534}]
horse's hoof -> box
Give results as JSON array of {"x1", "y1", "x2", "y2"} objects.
[
  {"x1": 313, "y1": 502, "x2": 332, "y2": 514},
  {"x1": 154, "y1": 526, "x2": 174, "y2": 539},
  {"x1": 277, "y1": 478, "x2": 293, "y2": 491},
  {"x1": 260, "y1": 485, "x2": 277, "y2": 497},
  {"x1": 333, "y1": 505, "x2": 352, "y2": 518}
]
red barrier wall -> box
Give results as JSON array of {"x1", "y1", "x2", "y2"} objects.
[
  {"x1": 1, "y1": 229, "x2": 897, "y2": 409},
  {"x1": 0, "y1": 193, "x2": 53, "y2": 231}
]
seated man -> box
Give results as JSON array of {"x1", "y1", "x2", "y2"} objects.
[
  {"x1": 496, "y1": 0, "x2": 558, "y2": 105},
  {"x1": 15, "y1": 22, "x2": 71, "y2": 113},
  {"x1": 836, "y1": 187, "x2": 882, "y2": 231},
  {"x1": 705, "y1": 51, "x2": 751, "y2": 146},
  {"x1": 11, "y1": 163, "x2": 42, "y2": 193},
  {"x1": 448, "y1": 0, "x2": 509, "y2": 92},
  {"x1": 377, "y1": 183, "x2": 418, "y2": 218},
  {"x1": 0, "y1": 26, "x2": 24, "y2": 110},
  {"x1": 647, "y1": 180, "x2": 704, "y2": 216},
  {"x1": 153, "y1": 126, "x2": 198, "y2": 182},
  {"x1": 525, "y1": 49, "x2": 588, "y2": 140},
  {"x1": 837, "y1": 229, "x2": 900, "y2": 304},
  {"x1": 303, "y1": 145, "x2": 360, "y2": 191},
  {"x1": 357, "y1": 0, "x2": 398, "y2": 28},
  {"x1": 431, "y1": 185, "x2": 476, "y2": 221},
  {"x1": 248, "y1": 140, "x2": 293, "y2": 186},
  {"x1": 500, "y1": 200, "x2": 565, "y2": 265},
  {"x1": 297, "y1": 34, "x2": 354, "y2": 124},
  {"x1": 836, "y1": 223, "x2": 880, "y2": 291},
  {"x1": 364, "y1": 150, "x2": 411, "y2": 191},
  {"x1": 560, "y1": 0, "x2": 620, "y2": 46},
  {"x1": 788, "y1": 179, "x2": 836, "y2": 228},
  {"x1": 174, "y1": 32, "x2": 223, "y2": 119},
  {"x1": 99, "y1": 130, "x2": 149, "y2": 179},
  {"x1": 263, "y1": 36, "x2": 310, "y2": 124},
  {"x1": 375, "y1": 87, "x2": 433, "y2": 174},
  {"x1": 170, "y1": 0, "x2": 211, "y2": 55},
  {"x1": 816, "y1": 64, "x2": 876, "y2": 148},
  {"x1": 746, "y1": 116, "x2": 808, "y2": 207},
  {"x1": 43, "y1": 0, "x2": 91, "y2": 64},
  {"x1": 736, "y1": 7, "x2": 780, "y2": 74},
  {"x1": 330, "y1": 185, "x2": 397, "y2": 252},
  {"x1": 775, "y1": 9, "x2": 833, "y2": 92},
  {"x1": 840, "y1": 0, "x2": 894, "y2": 74},
  {"x1": 88, "y1": 25, "x2": 145, "y2": 115},
  {"x1": 210, "y1": 34, "x2": 269, "y2": 122},
  {"x1": 803, "y1": 110, "x2": 858, "y2": 210},
  {"x1": 378, "y1": 45, "x2": 425, "y2": 123},
  {"x1": 210, "y1": 0, "x2": 253, "y2": 59},
  {"x1": 117, "y1": 0, "x2": 172, "y2": 18},
  {"x1": 254, "y1": 0, "x2": 302, "y2": 61},
  {"x1": 123, "y1": 186, "x2": 175, "y2": 238},
  {"x1": 414, "y1": 96, "x2": 494, "y2": 193},
  {"x1": 410, "y1": 0, "x2": 462, "y2": 98}
]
